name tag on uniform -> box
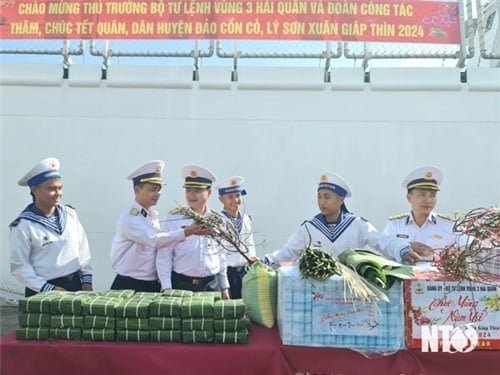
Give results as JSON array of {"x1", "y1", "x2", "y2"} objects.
[{"x1": 396, "y1": 234, "x2": 409, "y2": 238}]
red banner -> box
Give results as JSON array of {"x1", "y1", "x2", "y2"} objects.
[{"x1": 0, "y1": 0, "x2": 461, "y2": 44}]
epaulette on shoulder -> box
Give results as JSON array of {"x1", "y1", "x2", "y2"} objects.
[
  {"x1": 129, "y1": 208, "x2": 139, "y2": 216},
  {"x1": 437, "y1": 213, "x2": 456, "y2": 221},
  {"x1": 389, "y1": 213, "x2": 408, "y2": 220},
  {"x1": 9, "y1": 219, "x2": 20, "y2": 228},
  {"x1": 66, "y1": 204, "x2": 75, "y2": 210}
]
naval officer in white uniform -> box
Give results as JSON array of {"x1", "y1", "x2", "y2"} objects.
[
  {"x1": 383, "y1": 166, "x2": 465, "y2": 262},
  {"x1": 9, "y1": 157, "x2": 93, "y2": 296},
  {"x1": 157, "y1": 165, "x2": 230, "y2": 299},
  {"x1": 110, "y1": 160, "x2": 208, "y2": 292}
]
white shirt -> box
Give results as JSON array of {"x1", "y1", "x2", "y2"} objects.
[
  {"x1": 10, "y1": 205, "x2": 93, "y2": 291},
  {"x1": 110, "y1": 202, "x2": 186, "y2": 281},
  {"x1": 383, "y1": 211, "x2": 466, "y2": 260},
  {"x1": 267, "y1": 214, "x2": 409, "y2": 264},
  {"x1": 222, "y1": 212, "x2": 256, "y2": 267},
  {"x1": 157, "y1": 208, "x2": 229, "y2": 290}
]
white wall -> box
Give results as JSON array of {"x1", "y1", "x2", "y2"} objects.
[{"x1": 1, "y1": 63, "x2": 499, "y2": 294}]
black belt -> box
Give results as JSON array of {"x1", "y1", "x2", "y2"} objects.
[
  {"x1": 172, "y1": 271, "x2": 215, "y2": 286},
  {"x1": 48, "y1": 271, "x2": 80, "y2": 284},
  {"x1": 117, "y1": 274, "x2": 160, "y2": 285},
  {"x1": 227, "y1": 266, "x2": 246, "y2": 273}
]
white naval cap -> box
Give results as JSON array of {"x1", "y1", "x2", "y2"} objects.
[
  {"x1": 216, "y1": 176, "x2": 247, "y2": 196},
  {"x1": 403, "y1": 166, "x2": 442, "y2": 191},
  {"x1": 182, "y1": 165, "x2": 216, "y2": 189},
  {"x1": 317, "y1": 172, "x2": 352, "y2": 198},
  {"x1": 18, "y1": 157, "x2": 61, "y2": 187},
  {"x1": 128, "y1": 160, "x2": 165, "y2": 186}
]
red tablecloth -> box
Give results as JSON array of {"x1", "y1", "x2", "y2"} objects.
[
  {"x1": 0, "y1": 324, "x2": 292, "y2": 375},
  {"x1": 2, "y1": 325, "x2": 500, "y2": 375},
  {"x1": 280, "y1": 343, "x2": 500, "y2": 375}
]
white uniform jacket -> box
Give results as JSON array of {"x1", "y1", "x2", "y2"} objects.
[
  {"x1": 110, "y1": 202, "x2": 186, "y2": 281},
  {"x1": 383, "y1": 211, "x2": 466, "y2": 259},
  {"x1": 157, "y1": 209, "x2": 229, "y2": 290},
  {"x1": 267, "y1": 213, "x2": 409, "y2": 264},
  {"x1": 10, "y1": 205, "x2": 93, "y2": 292}
]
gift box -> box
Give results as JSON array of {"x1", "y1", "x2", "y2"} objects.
[
  {"x1": 405, "y1": 264, "x2": 500, "y2": 350},
  {"x1": 277, "y1": 265, "x2": 405, "y2": 350}
]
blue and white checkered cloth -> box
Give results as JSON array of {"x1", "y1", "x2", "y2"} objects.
[{"x1": 277, "y1": 266, "x2": 405, "y2": 350}]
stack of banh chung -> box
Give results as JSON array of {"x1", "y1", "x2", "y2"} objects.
[
  {"x1": 81, "y1": 291, "x2": 124, "y2": 341},
  {"x1": 17, "y1": 292, "x2": 61, "y2": 340},
  {"x1": 213, "y1": 299, "x2": 250, "y2": 344},
  {"x1": 148, "y1": 290, "x2": 188, "y2": 343},
  {"x1": 114, "y1": 291, "x2": 159, "y2": 342},
  {"x1": 49, "y1": 291, "x2": 95, "y2": 340},
  {"x1": 16, "y1": 290, "x2": 251, "y2": 344},
  {"x1": 181, "y1": 292, "x2": 216, "y2": 343}
]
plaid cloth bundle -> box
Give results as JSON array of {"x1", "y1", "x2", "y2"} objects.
[{"x1": 277, "y1": 266, "x2": 405, "y2": 350}]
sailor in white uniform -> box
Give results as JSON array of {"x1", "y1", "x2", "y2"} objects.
[
  {"x1": 383, "y1": 166, "x2": 465, "y2": 261},
  {"x1": 9, "y1": 157, "x2": 93, "y2": 296},
  {"x1": 216, "y1": 176, "x2": 256, "y2": 299},
  {"x1": 110, "y1": 160, "x2": 207, "y2": 292},
  {"x1": 157, "y1": 165, "x2": 230, "y2": 299},
  {"x1": 262, "y1": 172, "x2": 416, "y2": 266}
]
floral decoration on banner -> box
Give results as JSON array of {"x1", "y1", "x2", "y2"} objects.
[{"x1": 409, "y1": 305, "x2": 439, "y2": 326}]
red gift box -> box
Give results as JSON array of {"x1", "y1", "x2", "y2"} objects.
[{"x1": 405, "y1": 267, "x2": 500, "y2": 350}]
